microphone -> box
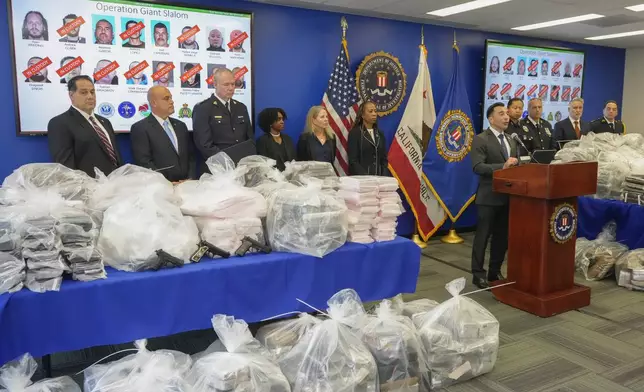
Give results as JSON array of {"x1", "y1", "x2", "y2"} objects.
[{"x1": 510, "y1": 133, "x2": 533, "y2": 162}]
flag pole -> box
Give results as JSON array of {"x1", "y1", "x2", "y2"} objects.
[
  {"x1": 441, "y1": 29, "x2": 465, "y2": 245},
  {"x1": 412, "y1": 25, "x2": 428, "y2": 250}
]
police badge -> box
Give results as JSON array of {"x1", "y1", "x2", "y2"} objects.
[
  {"x1": 544, "y1": 127, "x2": 551, "y2": 137},
  {"x1": 549, "y1": 203, "x2": 577, "y2": 244},
  {"x1": 522, "y1": 125, "x2": 529, "y2": 133},
  {"x1": 356, "y1": 51, "x2": 406, "y2": 116},
  {"x1": 179, "y1": 103, "x2": 192, "y2": 118}
]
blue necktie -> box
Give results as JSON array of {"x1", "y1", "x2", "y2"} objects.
[
  {"x1": 498, "y1": 134, "x2": 509, "y2": 160},
  {"x1": 163, "y1": 120, "x2": 178, "y2": 152}
]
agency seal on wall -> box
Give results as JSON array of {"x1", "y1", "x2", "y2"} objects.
[
  {"x1": 356, "y1": 51, "x2": 406, "y2": 116},
  {"x1": 550, "y1": 203, "x2": 577, "y2": 244}
]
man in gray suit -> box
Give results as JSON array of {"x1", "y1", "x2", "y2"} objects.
[{"x1": 470, "y1": 102, "x2": 519, "y2": 289}]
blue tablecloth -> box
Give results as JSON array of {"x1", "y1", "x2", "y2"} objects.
[
  {"x1": 0, "y1": 237, "x2": 420, "y2": 365},
  {"x1": 578, "y1": 196, "x2": 644, "y2": 249}
]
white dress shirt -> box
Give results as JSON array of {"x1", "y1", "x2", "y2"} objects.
[
  {"x1": 528, "y1": 117, "x2": 541, "y2": 127},
  {"x1": 490, "y1": 127, "x2": 511, "y2": 157},
  {"x1": 366, "y1": 128, "x2": 375, "y2": 141},
  {"x1": 603, "y1": 116, "x2": 615, "y2": 127},
  {"x1": 72, "y1": 105, "x2": 112, "y2": 146},
  {"x1": 152, "y1": 112, "x2": 178, "y2": 151},
  {"x1": 215, "y1": 93, "x2": 230, "y2": 109}
]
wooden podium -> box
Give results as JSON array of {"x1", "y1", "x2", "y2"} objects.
[{"x1": 490, "y1": 162, "x2": 598, "y2": 318}]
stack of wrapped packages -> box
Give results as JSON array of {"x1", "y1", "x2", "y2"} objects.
[
  {"x1": 57, "y1": 209, "x2": 104, "y2": 282},
  {"x1": 392, "y1": 295, "x2": 439, "y2": 325},
  {"x1": 0, "y1": 207, "x2": 25, "y2": 294},
  {"x1": 0, "y1": 352, "x2": 80, "y2": 392},
  {"x1": 414, "y1": 278, "x2": 499, "y2": 390},
  {"x1": 372, "y1": 177, "x2": 404, "y2": 242},
  {"x1": 84, "y1": 340, "x2": 192, "y2": 392},
  {"x1": 615, "y1": 249, "x2": 644, "y2": 290},
  {"x1": 338, "y1": 177, "x2": 380, "y2": 243},
  {"x1": 256, "y1": 313, "x2": 322, "y2": 362},
  {"x1": 93, "y1": 165, "x2": 199, "y2": 272},
  {"x1": 284, "y1": 161, "x2": 339, "y2": 192},
  {"x1": 187, "y1": 314, "x2": 291, "y2": 392},
  {"x1": 175, "y1": 153, "x2": 267, "y2": 255},
  {"x1": 266, "y1": 177, "x2": 348, "y2": 257},
  {"x1": 574, "y1": 221, "x2": 628, "y2": 281},
  {"x1": 620, "y1": 169, "x2": 644, "y2": 205}
]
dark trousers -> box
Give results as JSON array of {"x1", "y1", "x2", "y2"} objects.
[{"x1": 471, "y1": 204, "x2": 509, "y2": 279}]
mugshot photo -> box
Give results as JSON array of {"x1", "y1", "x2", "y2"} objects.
[
  {"x1": 528, "y1": 58, "x2": 538, "y2": 77},
  {"x1": 232, "y1": 66, "x2": 247, "y2": 89},
  {"x1": 538, "y1": 84, "x2": 548, "y2": 99},
  {"x1": 563, "y1": 62, "x2": 572, "y2": 78},
  {"x1": 180, "y1": 62, "x2": 201, "y2": 88},
  {"x1": 550, "y1": 85, "x2": 559, "y2": 102},
  {"x1": 178, "y1": 25, "x2": 199, "y2": 50},
  {"x1": 93, "y1": 15, "x2": 115, "y2": 45},
  {"x1": 541, "y1": 59, "x2": 549, "y2": 76},
  {"x1": 206, "y1": 27, "x2": 225, "y2": 52},
  {"x1": 59, "y1": 14, "x2": 85, "y2": 43},
  {"x1": 502, "y1": 57, "x2": 514, "y2": 75},
  {"x1": 517, "y1": 57, "x2": 526, "y2": 76},
  {"x1": 121, "y1": 17, "x2": 145, "y2": 48},
  {"x1": 22, "y1": 11, "x2": 48, "y2": 41},
  {"x1": 207, "y1": 63, "x2": 226, "y2": 88},
  {"x1": 59, "y1": 56, "x2": 82, "y2": 83},
  {"x1": 152, "y1": 61, "x2": 174, "y2": 87},
  {"x1": 152, "y1": 21, "x2": 170, "y2": 48},
  {"x1": 94, "y1": 59, "x2": 118, "y2": 85},
  {"x1": 488, "y1": 55, "x2": 499, "y2": 74},
  {"x1": 228, "y1": 29, "x2": 247, "y2": 53},
  {"x1": 24, "y1": 56, "x2": 51, "y2": 83},
  {"x1": 126, "y1": 61, "x2": 148, "y2": 85}
]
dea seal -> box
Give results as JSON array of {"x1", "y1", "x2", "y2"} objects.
[
  {"x1": 356, "y1": 51, "x2": 406, "y2": 116},
  {"x1": 550, "y1": 203, "x2": 577, "y2": 244},
  {"x1": 435, "y1": 110, "x2": 474, "y2": 162},
  {"x1": 178, "y1": 103, "x2": 192, "y2": 119}
]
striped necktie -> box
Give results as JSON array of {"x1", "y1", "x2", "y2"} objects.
[{"x1": 88, "y1": 116, "x2": 117, "y2": 166}]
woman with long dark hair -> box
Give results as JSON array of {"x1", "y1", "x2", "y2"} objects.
[{"x1": 347, "y1": 101, "x2": 389, "y2": 176}]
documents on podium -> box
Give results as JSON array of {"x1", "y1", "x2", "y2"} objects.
[
  {"x1": 223, "y1": 139, "x2": 256, "y2": 164},
  {"x1": 490, "y1": 161, "x2": 598, "y2": 317}
]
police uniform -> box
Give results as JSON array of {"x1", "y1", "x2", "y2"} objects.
[
  {"x1": 192, "y1": 94, "x2": 253, "y2": 170},
  {"x1": 588, "y1": 117, "x2": 625, "y2": 135},
  {"x1": 512, "y1": 117, "x2": 555, "y2": 155}
]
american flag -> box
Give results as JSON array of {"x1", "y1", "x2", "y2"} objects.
[{"x1": 321, "y1": 40, "x2": 361, "y2": 176}]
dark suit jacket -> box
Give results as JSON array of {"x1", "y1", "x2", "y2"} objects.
[
  {"x1": 47, "y1": 107, "x2": 123, "y2": 177},
  {"x1": 256, "y1": 133, "x2": 296, "y2": 171},
  {"x1": 553, "y1": 118, "x2": 589, "y2": 144},
  {"x1": 471, "y1": 129, "x2": 518, "y2": 206},
  {"x1": 130, "y1": 115, "x2": 195, "y2": 182},
  {"x1": 296, "y1": 132, "x2": 337, "y2": 164},
  {"x1": 347, "y1": 124, "x2": 389, "y2": 176}
]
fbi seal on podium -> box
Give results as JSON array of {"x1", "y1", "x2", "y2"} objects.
[
  {"x1": 550, "y1": 203, "x2": 577, "y2": 244},
  {"x1": 435, "y1": 110, "x2": 474, "y2": 162},
  {"x1": 356, "y1": 51, "x2": 406, "y2": 116}
]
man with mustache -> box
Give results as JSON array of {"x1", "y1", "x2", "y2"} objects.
[
  {"x1": 153, "y1": 22, "x2": 169, "y2": 48},
  {"x1": 153, "y1": 61, "x2": 173, "y2": 87},
  {"x1": 22, "y1": 11, "x2": 48, "y2": 41},
  {"x1": 94, "y1": 19, "x2": 113, "y2": 45},
  {"x1": 178, "y1": 26, "x2": 199, "y2": 50},
  {"x1": 59, "y1": 14, "x2": 85, "y2": 43},
  {"x1": 24, "y1": 57, "x2": 51, "y2": 83},
  {"x1": 207, "y1": 28, "x2": 225, "y2": 52}
]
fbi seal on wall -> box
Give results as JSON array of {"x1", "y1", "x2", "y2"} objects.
[
  {"x1": 356, "y1": 51, "x2": 406, "y2": 116},
  {"x1": 550, "y1": 203, "x2": 577, "y2": 244},
  {"x1": 435, "y1": 110, "x2": 474, "y2": 162}
]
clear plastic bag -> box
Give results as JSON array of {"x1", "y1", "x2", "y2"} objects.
[
  {"x1": 375, "y1": 177, "x2": 399, "y2": 193},
  {"x1": 575, "y1": 222, "x2": 629, "y2": 281},
  {"x1": 596, "y1": 160, "x2": 630, "y2": 199},
  {"x1": 2, "y1": 163, "x2": 96, "y2": 203},
  {"x1": 391, "y1": 295, "x2": 439, "y2": 322},
  {"x1": 339, "y1": 176, "x2": 380, "y2": 193},
  {"x1": 188, "y1": 314, "x2": 291, "y2": 392},
  {"x1": 237, "y1": 155, "x2": 286, "y2": 187},
  {"x1": 0, "y1": 353, "x2": 80, "y2": 392},
  {"x1": 176, "y1": 179, "x2": 267, "y2": 219},
  {"x1": 98, "y1": 193, "x2": 199, "y2": 271},
  {"x1": 414, "y1": 278, "x2": 499, "y2": 389},
  {"x1": 84, "y1": 340, "x2": 192, "y2": 392},
  {"x1": 266, "y1": 184, "x2": 348, "y2": 257},
  {"x1": 0, "y1": 253, "x2": 25, "y2": 294},
  {"x1": 195, "y1": 217, "x2": 265, "y2": 255},
  {"x1": 616, "y1": 249, "x2": 644, "y2": 289},
  {"x1": 284, "y1": 161, "x2": 336, "y2": 181},
  {"x1": 204, "y1": 152, "x2": 248, "y2": 186},
  {"x1": 278, "y1": 290, "x2": 378, "y2": 392},
  {"x1": 255, "y1": 313, "x2": 322, "y2": 361}
]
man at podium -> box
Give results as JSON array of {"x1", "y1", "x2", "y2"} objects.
[{"x1": 470, "y1": 103, "x2": 519, "y2": 289}]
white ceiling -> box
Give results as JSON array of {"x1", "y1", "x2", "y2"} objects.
[{"x1": 250, "y1": 0, "x2": 644, "y2": 48}]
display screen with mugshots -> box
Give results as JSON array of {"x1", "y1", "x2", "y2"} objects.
[
  {"x1": 482, "y1": 40, "x2": 585, "y2": 129},
  {"x1": 10, "y1": 0, "x2": 252, "y2": 134}
]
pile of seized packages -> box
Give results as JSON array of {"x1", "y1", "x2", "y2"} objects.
[
  {"x1": 0, "y1": 278, "x2": 500, "y2": 391},
  {"x1": 0, "y1": 153, "x2": 405, "y2": 294}
]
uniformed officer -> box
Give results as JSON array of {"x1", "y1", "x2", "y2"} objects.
[
  {"x1": 192, "y1": 67, "x2": 253, "y2": 170},
  {"x1": 505, "y1": 98, "x2": 524, "y2": 136},
  {"x1": 588, "y1": 100, "x2": 625, "y2": 135},
  {"x1": 514, "y1": 97, "x2": 556, "y2": 156}
]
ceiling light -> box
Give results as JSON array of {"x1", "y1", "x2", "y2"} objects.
[
  {"x1": 427, "y1": 0, "x2": 512, "y2": 17},
  {"x1": 586, "y1": 30, "x2": 644, "y2": 40},
  {"x1": 625, "y1": 4, "x2": 644, "y2": 11},
  {"x1": 512, "y1": 14, "x2": 604, "y2": 31}
]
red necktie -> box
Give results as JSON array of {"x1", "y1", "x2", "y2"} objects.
[
  {"x1": 88, "y1": 116, "x2": 118, "y2": 166},
  {"x1": 574, "y1": 121, "x2": 580, "y2": 139}
]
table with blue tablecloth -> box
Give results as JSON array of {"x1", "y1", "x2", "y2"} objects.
[
  {"x1": 0, "y1": 237, "x2": 420, "y2": 366},
  {"x1": 578, "y1": 196, "x2": 644, "y2": 249}
]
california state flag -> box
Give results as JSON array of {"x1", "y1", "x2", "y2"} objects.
[{"x1": 388, "y1": 45, "x2": 446, "y2": 241}]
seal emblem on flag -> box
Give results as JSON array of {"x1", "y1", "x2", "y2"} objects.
[
  {"x1": 435, "y1": 109, "x2": 474, "y2": 162},
  {"x1": 356, "y1": 51, "x2": 406, "y2": 116},
  {"x1": 550, "y1": 203, "x2": 577, "y2": 244}
]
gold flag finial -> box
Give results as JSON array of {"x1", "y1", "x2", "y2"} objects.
[
  {"x1": 341, "y1": 16, "x2": 348, "y2": 39},
  {"x1": 453, "y1": 30, "x2": 459, "y2": 51},
  {"x1": 421, "y1": 26, "x2": 424, "y2": 45},
  {"x1": 453, "y1": 30, "x2": 457, "y2": 46}
]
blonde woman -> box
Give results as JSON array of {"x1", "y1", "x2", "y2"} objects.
[{"x1": 296, "y1": 105, "x2": 337, "y2": 164}]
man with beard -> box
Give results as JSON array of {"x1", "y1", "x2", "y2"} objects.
[
  {"x1": 207, "y1": 28, "x2": 225, "y2": 51},
  {"x1": 178, "y1": 26, "x2": 199, "y2": 50},
  {"x1": 122, "y1": 20, "x2": 144, "y2": 48},
  {"x1": 94, "y1": 19, "x2": 113, "y2": 45},
  {"x1": 59, "y1": 56, "x2": 82, "y2": 83},
  {"x1": 153, "y1": 22, "x2": 169, "y2": 47},
  {"x1": 93, "y1": 59, "x2": 118, "y2": 85},
  {"x1": 126, "y1": 61, "x2": 148, "y2": 85},
  {"x1": 24, "y1": 57, "x2": 51, "y2": 83},
  {"x1": 228, "y1": 30, "x2": 246, "y2": 53},
  {"x1": 22, "y1": 11, "x2": 48, "y2": 41},
  {"x1": 59, "y1": 14, "x2": 85, "y2": 43},
  {"x1": 153, "y1": 61, "x2": 173, "y2": 87}
]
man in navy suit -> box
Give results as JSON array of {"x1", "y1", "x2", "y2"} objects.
[
  {"x1": 130, "y1": 86, "x2": 195, "y2": 182},
  {"x1": 553, "y1": 97, "x2": 589, "y2": 147}
]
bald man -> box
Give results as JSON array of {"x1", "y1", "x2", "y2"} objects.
[{"x1": 130, "y1": 86, "x2": 194, "y2": 182}]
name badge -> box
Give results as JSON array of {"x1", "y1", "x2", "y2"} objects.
[{"x1": 214, "y1": 115, "x2": 222, "y2": 119}]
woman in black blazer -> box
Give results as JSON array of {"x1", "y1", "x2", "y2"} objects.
[
  {"x1": 256, "y1": 108, "x2": 296, "y2": 171},
  {"x1": 296, "y1": 105, "x2": 337, "y2": 164},
  {"x1": 347, "y1": 101, "x2": 389, "y2": 176}
]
